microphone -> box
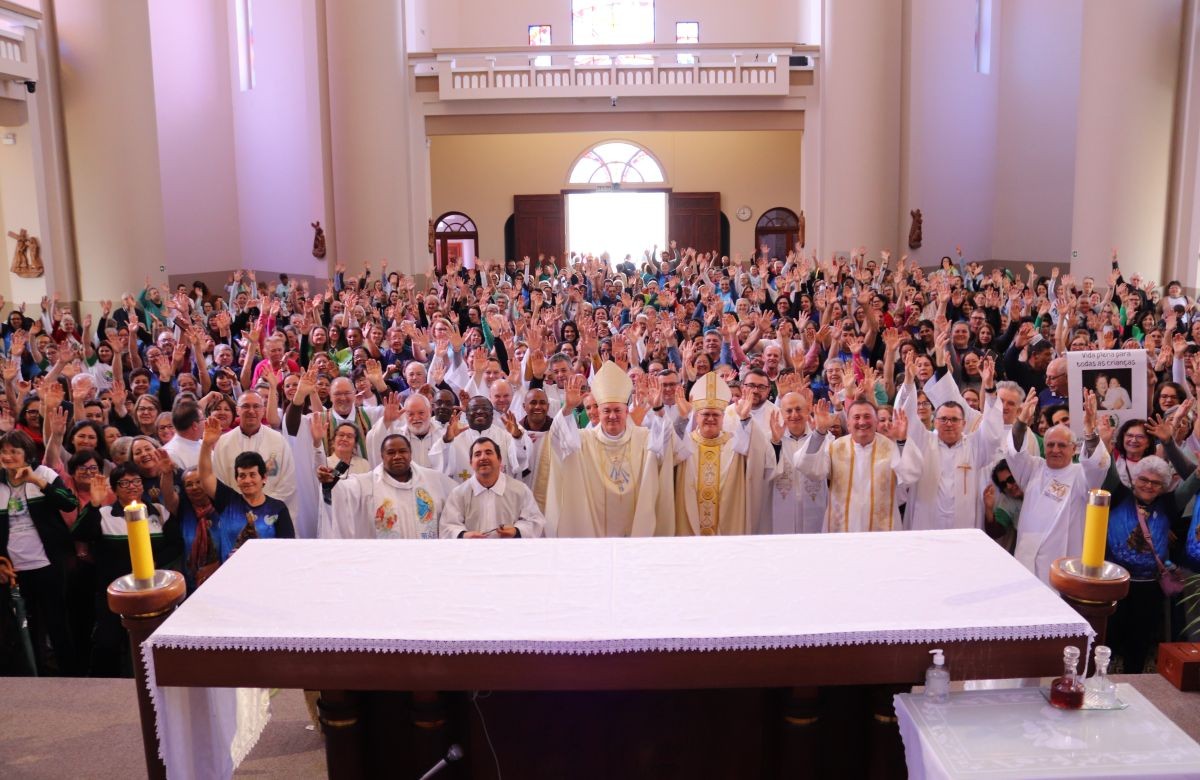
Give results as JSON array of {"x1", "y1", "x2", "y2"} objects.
[{"x1": 417, "y1": 744, "x2": 464, "y2": 780}]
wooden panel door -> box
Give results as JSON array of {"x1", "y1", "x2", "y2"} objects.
[
  {"x1": 513, "y1": 195, "x2": 565, "y2": 263},
  {"x1": 669, "y1": 192, "x2": 721, "y2": 255}
]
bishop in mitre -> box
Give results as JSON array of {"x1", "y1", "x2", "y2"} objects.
[
  {"x1": 673, "y1": 372, "x2": 773, "y2": 536},
  {"x1": 544, "y1": 362, "x2": 675, "y2": 537}
]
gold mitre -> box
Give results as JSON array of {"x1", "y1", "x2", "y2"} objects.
[
  {"x1": 591, "y1": 361, "x2": 633, "y2": 405},
  {"x1": 690, "y1": 371, "x2": 732, "y2": 411}
]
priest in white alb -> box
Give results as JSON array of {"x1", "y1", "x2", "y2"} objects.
[
  {"x1": 429, "y1": 396, "x2": 527, "y2": 483},
  {"x1": 769, "y1": 389, "x2": 829, "y2": 534},
  {"x1": 317, "y1": 433, "x2": 456, "y2": 540},
  {"x1": 366, "y1": 393, "x2": 443, "y2": 469},
  {"x1": 794, "y1": 395, "x2": 922, "y2": 532},
  {"x1": 897, "y1": 353, "x2": 1004, "y2": 530},
  {"x1": 440, "y1": 437, "x2": 545, "y2": 539},
  {"x1": 1004, "y1": 388, "x2": 1110, "y2": 583},
  {"x1": 544, "y1": 362, "x2": 675, "y2": 537},
  {"x1": 672, "y1": 372, "x2": 772, "y2": 536}
]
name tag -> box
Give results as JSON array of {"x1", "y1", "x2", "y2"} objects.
[{"x1": 1042, "y1": 479, "x2": 1069, "y2": 502}]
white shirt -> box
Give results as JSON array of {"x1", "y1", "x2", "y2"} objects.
[
  {"x1": 4, "y1": 481, "x2": 48, "y2": 570},
  {"x1": 163, "y1": 435, "x2": 203, "y2": 471},
  {"x1": 439, "y1": 473, "x2": 545, "y2": 539}
]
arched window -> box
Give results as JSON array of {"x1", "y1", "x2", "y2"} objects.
[
  {"x1": 568, "y1": 141, "x2": 665, "y2": 186},
  {"x1": 754, "y1": 207, "x2": 801, "y2": 262},
  {"x1": 434, "y1": 212, "x2": 479, "y2": 272}
]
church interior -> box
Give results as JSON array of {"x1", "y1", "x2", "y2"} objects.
[{"x1": 2, "y1": 0, "x2": 1200, "y2": 778}]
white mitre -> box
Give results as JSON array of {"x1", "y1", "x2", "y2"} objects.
[
  {"x1": 591, "y1": 361, "x2": 633, "y2": 405},
  {"x1": 689, "y1": 371, "x2": 732, "y2": 411}
]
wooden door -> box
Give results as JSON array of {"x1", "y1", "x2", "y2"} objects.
[
  {"x1": 668, "y1": 192, "x2": 721, "y2": 256},
  {"x1": 513, "y1": 195, "x2": 565, "y2": 263}
]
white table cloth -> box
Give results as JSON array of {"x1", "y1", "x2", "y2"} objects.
[
  {"x1": 142, "y1": 529, "x2": 1093, "y2": 778},
  {"x1": 895, "y1": 685, "x2": 1200, "y2": 779}
]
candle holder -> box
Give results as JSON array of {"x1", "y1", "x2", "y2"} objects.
[
  {"x1": 108, "y1": 569, "x2": 186, "y2": 780},
  {"x1": 1049, "y1": 557, "x2": 1130, "y2": 645}
]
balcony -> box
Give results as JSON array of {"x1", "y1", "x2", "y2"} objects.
[{"x1": 411, "y1": 43, "x2": 817, "y2": 102}]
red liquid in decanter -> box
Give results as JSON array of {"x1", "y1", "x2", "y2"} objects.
[{"x1": 1049, "y1": 677, "x2": 1084, "y2": 709}]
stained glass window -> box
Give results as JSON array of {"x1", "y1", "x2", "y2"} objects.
[
  {"x1": 572, "y1": 0, "x2": 654, "y2": 47},
  {"x1": 529, "y1": 24, "x2": 552, "y2": 67},
  {"x1": 568, "y1": 141, "x2": 665, "y2": 185}
]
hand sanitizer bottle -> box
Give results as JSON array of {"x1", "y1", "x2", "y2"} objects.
[
  {"x1": 1084, "y1": 645, "x2": 1118, "y2": 708},
  {"x1": 925, "y1": 649, "x2": 950, "y2": 703}
]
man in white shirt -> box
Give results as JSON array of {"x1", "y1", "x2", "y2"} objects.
[
  {"x1": 440, "y1": 437, "x2": 544, "y2": 539},
  {"x1": 366, "y1": 393, "x2": 442, "y2": 469},
  {"x1": 162, "y1": 401, "x2": 203, "y2": 471}
]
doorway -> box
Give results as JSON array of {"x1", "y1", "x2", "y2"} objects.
[
  {"x1": 566, "y1": 191, "x2": 668, "y2": 267},
  {"x1": 434, "y1": 212, "x2": 479, "y2": 271},
  {"x1": 754, "y1": 207, "x2": 800, "y2": 261}
]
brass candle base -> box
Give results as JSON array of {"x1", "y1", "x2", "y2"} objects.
[{"x1": 1049, "y1": 557, "x2": 1130, "y2": 645}]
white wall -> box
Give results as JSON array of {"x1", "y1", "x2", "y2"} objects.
[
  {"x1": 148, "y1": 0, "x2": 242, "y2": 277},
  {"x1": 0, "y1": 125, "x2": 46, "y2": 305},
  {"x1": 227, "y1": 0, "x2": 328, "y2": 275},
  {"x1": 990, "y1": 0, "x2": 1083, "y2": 266},
  {"x1": 901, "y1": 0, "x2": 999, "y2": 266},
  {"x1": 1070, "y1": 0, "x2": 1184, "y2": 285}
]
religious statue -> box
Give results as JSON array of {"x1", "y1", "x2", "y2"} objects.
[
  {"x1": 908, "y1": 209, "x2": 923, "y2": 250},
  {"x1": 8, "y1": 228, "x2": 44, "y2": 278},
  {"x1": 798, "y1": 209, "x2": 806, "y2": 248},
  {"x1": 311, "y1": 221, "x2": 326, "y2": 259}
]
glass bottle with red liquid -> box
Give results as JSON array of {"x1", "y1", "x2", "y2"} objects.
[{"x1": 1049, "y1": 645, "x2": 1084, "y2": 709}]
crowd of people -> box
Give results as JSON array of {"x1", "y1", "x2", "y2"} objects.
[{"x1": 0, "y1": 243, "x2": 1198, "y2": 677}]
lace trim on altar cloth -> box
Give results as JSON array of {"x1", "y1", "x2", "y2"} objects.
[{"x1": 144, "y1": 622, "x2": 1092, "y2": 657}]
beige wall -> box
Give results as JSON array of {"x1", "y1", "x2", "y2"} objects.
[
  {"x1": 820, "y1": 0, "x2": 902, "y2": 257},
  {"x1": 430, "y1": 130, "x2": 802, "y2": 260},
  {"x1": 1070, "y1": 0, "x2": 1184, "y2": 285},
  {"x1": 57, "y1": 0, "x2": 166, "y2": 302},
  {"x1": 148, "y1": 0, "x2": 242, "y2": 277},
  {"x1": 0, "y1": 122, "x2": 44, "y2": 305}
]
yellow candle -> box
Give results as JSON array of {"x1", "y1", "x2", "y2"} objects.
[
  {"x1": 124, "y1": 501, "x2": 156, "y2": 585},
  {"x1": 1081, "y1": 489, "x2": 1111, "y2": 575}
]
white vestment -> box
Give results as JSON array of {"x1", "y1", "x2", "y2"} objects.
[
  {"x1": 428, "y1": 421, "x2": 528, "y2": 483},
  {"x1": 901, "y1": 386, "x2": 1004, "y2": 531},
  {"x1": 1004, "y1": 428, "x2": 1109, "y2": 583},
  {"x1": 439, "y1": 473, "x2": 545, "y2": 539},
  {"x1": 794, "y1": 433, "x2": 923, "y2": 532},
  {"x1": 364, "y1": 418, "x2": 444, "y2": 469},
  {"x1": 673, "y1": 417, "x2": 771, "y2": 536},
  {"x1": 545, "y1": 412, "x2": 674, "y2": 538},
  {"x1": 319, "y1": 463, "x2": 456, "y2": 540},
  {"x1": 769, "y1": 429, "x2": 829, "y2": 534}
]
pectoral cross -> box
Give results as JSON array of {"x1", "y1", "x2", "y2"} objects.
[{"x1": 957, "y1": 463, "x2": 972, "y2": 494}]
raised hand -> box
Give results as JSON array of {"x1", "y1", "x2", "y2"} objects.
[
  {"x1": 310, "y1": 409, "x2": 329, "y2": 446},
  {"x1": 1018, "y1": 388, "x2": 1038, "y2": 426},
  {"x1": 1082, "y1": 389, "x2": 1097, "y2": 436},
  {"x1": 769, "y1": 407, "x2": 785, "y2": 444},
  {"x1": 202, "y1": 415, "x2": 223, "y2": 448},
  {"x1": 890, "y1": 408, "x2": 909, "y2": 442},
  {"x1": 502, "y1": 410, "x2": 523, "y2": 439},
  {"x1": 382, "y1": 391, "x2": 402, "y2": 428},
  {"x1": 563, "y1": 373, "x2": 585, "y2": 412},
  {"x1": 979, "y1": 355, "x2": 996, "y2": 390},
  {"x1": 444, "y1": 414, "x2": 467, "y2": 442},
  {"x1": 813, "y1": 398, "x2": 836, "y2": 434}
]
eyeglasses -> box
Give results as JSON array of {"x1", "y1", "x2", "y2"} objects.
[
  {"x1": 1134, "y1": 475, "x2": 1165, "y2": 489},
  {"x1": 745, "y1": 383, "x2": 770, "y2": 391},
  {"x1": 1124, "y1": 434, "x2": 1148, "y2": 441},
  {"x1": 116, "y1": 478, "x2": 143, "y2": 489},
  {"x1": 934, "y1": 417, "x2": 964, "y2": 425},
  {"x1": 74, "y1": 465, "x2": 100, "y2": 475}
]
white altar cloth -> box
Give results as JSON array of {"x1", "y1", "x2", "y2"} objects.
[
  {"x1": 142, "y1": 529, "x2": 1093, "y2": 778},
  {"x1": 894, "y1": 685, "x2": 1200, "y2": 779}
]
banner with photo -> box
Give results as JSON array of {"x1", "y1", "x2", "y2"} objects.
[{"x1": 1065, "y1": 349, "x2": 1147, "y2": 439}]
